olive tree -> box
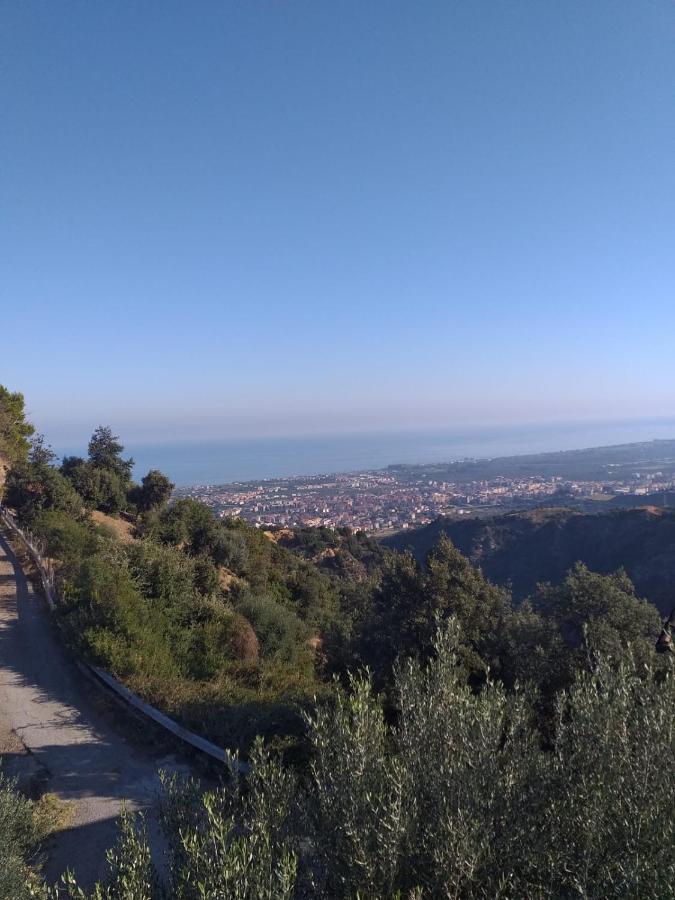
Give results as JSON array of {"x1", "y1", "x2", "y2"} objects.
[{"x1": 52, "y1": 622, "x2": 675, "y2": 899}]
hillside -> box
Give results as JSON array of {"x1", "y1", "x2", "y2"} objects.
[
  {"x1": 270, "y1": 524, "x2": 387, "y2": 581},
  {"x1": 387, "y1": 438, "x2": 675, "y2": 485},
  {"x1": 384, "y1": 506, "x2": 675, "y2": 615}
]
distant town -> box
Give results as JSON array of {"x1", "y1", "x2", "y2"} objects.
[{"x1": 174, "y1": 440, "x2": 675, "y2": 533}]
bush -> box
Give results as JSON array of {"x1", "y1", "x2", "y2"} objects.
[
  {"x1": 236, "y1": 594, "x2": 307, "y2": 663},
  {"x1": 188, "y1": 604, "x2": 260, "y2": 678},
  {"x1": 126, "y1": 541, "x2": 199, "y2": 614},
  {"x1": 4, "y1": 462, "x2": 82, "y2": 524},
  {"x1": 64, "y1": 463, "x2": 127, "y2": 514},
  {"x1": 58, "y1": 622, "x2": 675, "y2": 898},
  {"x1": 31, "y1": 510, "x2": 100, "y2": 583},
  {"x1": 59, "y1": 553, "x2": 178, "y2": 680},
  {"x1": 0, "y1": 772, "x2": 47, "y2": 900}
]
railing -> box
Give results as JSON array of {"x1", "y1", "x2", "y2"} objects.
[
  {"x1": 0, "y1": 504, "x2": 58, "y2": 609},
  {"x1": 0, "y1": 503, "x2": 230, "y2": 765}
]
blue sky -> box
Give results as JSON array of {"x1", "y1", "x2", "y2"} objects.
[{"x1": 2, "y1": 1, "x2": 675, "y2": 444}]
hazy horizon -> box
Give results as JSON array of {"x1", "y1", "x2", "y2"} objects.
[
  {"x1": 50, "y1": 417, "x2": 675, "y2": 487},
  {"x1": 37, "y1": 412, "x2": 675, "y2": 448}
]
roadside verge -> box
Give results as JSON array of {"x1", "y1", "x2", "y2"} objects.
[{"x1": 0, "y1": 504, "x2": 231, "y2": 767}]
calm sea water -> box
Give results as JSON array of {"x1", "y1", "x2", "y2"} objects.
[{"x1": 55, "y1": 419, "x2": 675, "y2": 487}]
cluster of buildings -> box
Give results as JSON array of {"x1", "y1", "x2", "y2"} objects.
[{"x1": 175, "y1": 466, "x2": 675, "y2": 534}]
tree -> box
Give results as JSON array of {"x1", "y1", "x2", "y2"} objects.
[
  {"x1": 424, "y1": 535, "x2": 511, "y2": 676},
  {"x1": 87, "y1": 426, "x2": 134, "y2": 481},
  {"x1": 63, "y1": 462, "x2": 127, "y2": 514},
  {"x1": 60, "y1": 455, "x2": 85, "y2": 478},
  {"x1": 354, "y1": 550, "x2": 426, "y2": 679},
  {"x1": 354, "y1": 536, "x2": 511, "y2": 683},
  {"x1": 533, "y1": 563, "x2": 660, "y2": 667},
  {"x1": 57, "y1": 427, "x2": 135, "y2": 515},
  {"x1": 4, "y1": 459, "x2": 82, "y2": 524},
  {"x1": 0, "y1": 387, "x2": 34, "y2": 488},
  {"x1": 29, "y1": 433, "x2": 56, "y2": 468},
  {"x1": 498, "y1": 599, "x2": 569, "y2": 694},
  {"x1": 131, "y1": 469, "x2": 174, "y2": 513}
]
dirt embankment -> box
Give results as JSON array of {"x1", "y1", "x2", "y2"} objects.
[{"x1": 90, "y1": 510, "x2": 136, "y2": 543}]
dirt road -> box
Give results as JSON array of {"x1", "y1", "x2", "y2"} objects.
[{"x1": 0, "y1": 528, "x2": 190, "y2": 887}]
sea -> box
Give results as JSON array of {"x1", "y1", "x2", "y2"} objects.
[{"x1": 54, "y1": 418, "x2": 675, "y2": 487}]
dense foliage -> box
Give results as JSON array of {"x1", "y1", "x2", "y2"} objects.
[
  {"x1": 385, "y1": 506, "x2": 675, "y2": 615},
  {"x1": 53, "y1": 622, "x2": 675, "y2": 899},
  {"x1": 0, "y1": 386, "x2": 34, "y2": 471},
  {"x1": 3, "y1": 421, "x2": 345, "y2": 750}
]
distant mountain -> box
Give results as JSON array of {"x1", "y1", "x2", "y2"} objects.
[
  {"x1": 383, "y1": 507, "x2": 675, "y2": 616},
  {"x1": 387, "y1": 438, "x2": 675, "y2": 484}
]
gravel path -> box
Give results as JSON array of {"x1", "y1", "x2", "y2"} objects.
[{"x1": 0, "y1": 528, "x2": 191, "y2": 888}]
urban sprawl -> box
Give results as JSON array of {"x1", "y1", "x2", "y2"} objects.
[{"x1": 175, "y1": 464, "x2": 675, "y2": 534}]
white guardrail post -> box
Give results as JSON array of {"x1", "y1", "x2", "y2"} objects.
[{"x1": 0, "y1": 503, "x2": 231, "y2": 766}]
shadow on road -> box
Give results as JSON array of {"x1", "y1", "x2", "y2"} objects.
[{"x1": 0, "y1": 529, "x2": 194, "y2": 887}]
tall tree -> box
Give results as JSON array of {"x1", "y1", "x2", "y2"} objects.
[
  {"x1": 0, "y1": 386, "x2": 34, "y2": 467},
  {"x1": 133, "y1": 469, "x2": 174, "y2": 512},
  {"x1": 87, "y1": 426, "x2": 134, "y2": 481},
  {"x1": 29, "y1": 433, "x2": 56, "y2": 469}
]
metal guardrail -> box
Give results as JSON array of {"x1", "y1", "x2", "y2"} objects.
[
  {"x1": 0, "y1": 505, "x2": 58, "y2": 610},
  {"x1": 0, "y1": 504, "x2": 230, "y2": 765}
]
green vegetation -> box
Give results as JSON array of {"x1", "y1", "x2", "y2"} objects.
[
  {"x1": 385, "y1": 505, "x2": 675, "y2": 615},
  {"x1": 54, "y1": 623, "x2": 675, "y2": 899},
  {"x1": 0, "y1": 772, "x2": 63, "y2": 900},
  {"x1": 0, "y1": 407, "x2": 341, "y2": 749},
  {"x1": 0, "y1": 386, "x2": 34, "y2": 471},
  {"x1": 1, "y1": 386, "x2": 672, "y2": 897},
  {"x1": 0, "y1": 395, "x2": 664, "y2": 750},
  {"x1": 0, "y1": 771, "x2": 39, "y2": 900}
]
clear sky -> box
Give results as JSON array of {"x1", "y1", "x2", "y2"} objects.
[{"x1": 2, "y1": 1, "x2": 675, "y2": 444}]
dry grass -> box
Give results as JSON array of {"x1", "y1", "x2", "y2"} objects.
[
  {"x1": 218, "y1": 567, "x2": 245, "y2": 593},
  {"x1": 263, "y1": 528, "x2": 294, "y2": 544},
  {"x1": 33, "y1": 792, "x2": 75, "y2": 836},
  {"x1": 90, "y1": 510, "x2": 136, "y2": 544}
]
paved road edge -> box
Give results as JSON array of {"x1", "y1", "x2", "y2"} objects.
[{"x1": 0, "y1": 504, "x2": 232, "y2": 767}]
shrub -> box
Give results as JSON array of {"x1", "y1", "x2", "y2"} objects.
[
  {"x1": 4, "y1": 462, "x2": 82, "y2": 524},
  {"x1": 188, "y1": 605, "x2": 260, "y2": 678},
  {"x1": 64, "y1": 463, "x2": 127, "y2": 514},
  {"x1": 0, "y1": 772, "x2": 47, "y2": 900},
  {"x1": 54, "y1": 621, "x2": 675, "y2": 898},
  {"x1": 126, "y1": 541, "x2": 198, "y2": 613},
  {"x1": 31, "y1": 510, "x2": 100, "y2": 583},
  {"x1": 236, "y1": 594, "x2": 307, "y2": 662}
]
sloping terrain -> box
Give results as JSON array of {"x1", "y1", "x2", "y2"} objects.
[
  {"x1": 0, "y1": 528, "x2": 190, "y2": 887},
  {"x1": 90, "y1": 509, "x2": 137, "y2": 543},
  {"x1": 384, "y1": 507, "x2": 675, "y2": 615}
]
